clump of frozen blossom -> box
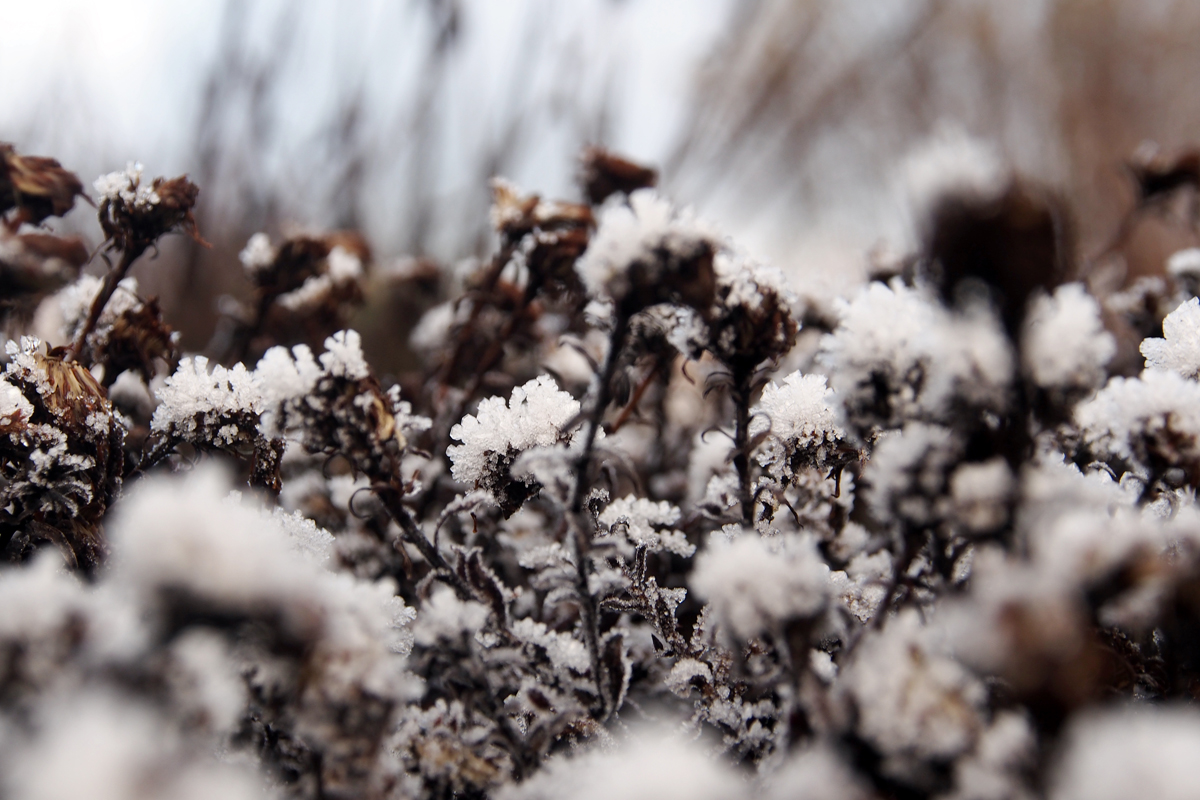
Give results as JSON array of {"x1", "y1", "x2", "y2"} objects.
[
  {"x1": 1052, "y1": 706, "x2": 1200, "y2": 800},
  {"x1": 841, "y1": 609, "x2": 986, "y2": 764},
  {"x1": 690, "y1": 529, "x2": 831, "y2": 641},
  {"x1": 1075, "y1": 368, "x2": 1200, "y2": 473},
  {"x1": 1141, "y1": 296, "x2": 1200, "y2": 378},
  {"x1": 598, "y1": 495, "x2": 694, "y2": 556},
  {"x1": 448, "y1": 375, "x2": 579, "y2": 510},
  {"x1": 151, "y1": 356, "x2": 262, "y2": 445},
  {"x1": 1023, "y1": 283, "x2": 1115, "y2": 391},
  {"x1": 819, "y1": 281, "x2": 1012, "y2": 434},
  {"x1": 576, "y1": 189, "x2": 716, "y2": 311},
  {"x1": 239, "y1": 231, "x2": 276, "y2": 277},
  {"x1": 93, "y1": 163, "x2": 159, "y2": 210},
  {"x1": 752, "y1": 370, "x2": 848, "y2": 481}
]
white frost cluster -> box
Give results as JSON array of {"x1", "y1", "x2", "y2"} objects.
[
  {"x1": 498, "y1": 727, "x2": 743, "y2": 800},
  {"x1": 841, "y1": 610, "x2": 985, "y2": 762},
  {"x1": 752, "y1": 371, "x2": 846, "y2": 479},
  {"x1": 1052, "y1": 706, "x2": 1200, "y2": 800},
  {"x1": 1023, "y1": 283, "x2": 1115, "y2": 391},
  {"x1": 150, "y1": 357, "x2": 261, "y2": 444},
  {"x1": 0, "y1": 376, "x2": 32, "y2": 427},
  {"x1": 598, "y1": 495, "x2": 694, "y2": 557},
  {"x1": 448, "y1": 375, "x2": 579, "y2": 486},
  {"x1": 238, "y1": 232, "x2": 275, "y2": 276},
  {"x1": 690, "y1": 530, "x2": 831, "y2": 640},
  {"x1": 819, "y1": 281, "x2": 1012, "y2": 429},
  {"x1": 575, "y1": 189, "x2": 713, "y2": 302},
  {"x1": 277, "y1": 246, "x2": 365, "y2": 313},
  {"x1": 318, "y1": 329, "x2": 370, "y2": 380},
  {"x1": 1075, "y1": 369, "x2": 1200, "y2": 467},
  {"x1": 92, "y1": 162, "x2": 159, "y2": 209},
  {"x1": 57, "y1": 274, "x2": 143, "y2": 342},
  {"x1": 1141, "y1": 297, "x2": 1200, "y2": 378}
]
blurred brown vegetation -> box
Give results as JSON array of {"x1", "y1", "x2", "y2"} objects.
[{"x1": 19, "y1": 0, "x2": 1200, "y2": 376}]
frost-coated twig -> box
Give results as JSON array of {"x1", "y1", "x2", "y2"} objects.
[{"x1": 67, "y1": 247, "x2": 140, "y2": 363}]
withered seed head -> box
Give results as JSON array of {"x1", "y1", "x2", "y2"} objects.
[
  {"x1": 0, "y1": 143, "x2": 87, "y2": 226},
  {"x1": 97, "y1": 172, "x2": 203, "y2": 255},
  {"x1": 580, "y1": 147, "x2": 658, "y2": 206}
]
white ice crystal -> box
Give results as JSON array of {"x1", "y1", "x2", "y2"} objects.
[
  {"x1": 411, "y1": 586, "x2": 489, "y2": 647},
  {"x1": 1052, "y1": 706, "x2": 1200, "y2": 800},
  {"x1": 1167, "y1": 247, "x2": 1200, "y2": 285},
  {"x1": 6, "y1": 690, "x2": 270, "y2": 800},
  {"x1": 150, "y1": 356, "x2": 262, "y2": 443},
  {"x1": 842, "y1": 610, "x2": 986, "y2": 762},
  {"x1": 318, "y1": 329, "x2": 370, "y2": 380},
  {"x1": 254, "y1": 343, "x2": 321, "y2": 408},
  {"x1": 93, "y1": 162, "x2": 160, "y2": 209},
  {"x1": 1023, "y1": 283, "x2": 1115, "y2": 390},
  {"x1": 448, "y1": 375, "x2": 579, "y2": 486},
  {"x1": 238, "y1": 231, "x2": 275, "y2": 276},
  {"x1": 690, "y1": 530, "x2": 831, "y2": 640},
  {"x1": 0, "y1": 376, "x2": 32, "y2": 426},
  {"x1": 497, "y1": 727, "x2": 743, "y2": 800},
  {"x1": 1141, "y1": 296, "x2": 1200, "y2": 378},
  {"x1": 575, "y1": 189, "x2": 713, "y2": 302},
  {"x1": 1075, "y1": 369, "x2": 1200, "y2": 466},
  {"x1": 598, "y1": 495, "x2": 694, "y2": 557},
  {"x1": 820, "y1": 281, "x2": 1013, "y2": 428}
]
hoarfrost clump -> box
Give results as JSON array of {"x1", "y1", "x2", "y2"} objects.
[
  {"x1": 238, "y1": 231, "x2": 275, "y2": 276},
  {"x1": 498, "y1": 728, "x2": 743, "y2": 800},
  {"x1": 151, "y1": 357, "x2": 262, "y2": 444},
  {"x1": 842, "y1": 609, "x2": 986, "y2": 763},
  {"x1": 752, "y1": 370, "x2": 847, "y2": 480},
  {"x1": 1075, "y1": 369, "x2": 1200, "y2": 471},
  {"x1": 1141, "y1": 296, "x2": 1200, "y2": 378},
  {"x1": 448, "y1": 375, "x2": 579, "y2": 512},
  {"x1": 690, "y1": 530, "x2": 831, "y2": 640},
  {"x1": 1023, "y1": 283, "x2": 1115, "y2": 391},
  {"x1": 92, "y1": 163, "x2": 158, "y2": 209},
  {"x1": 1052, "y1": 706, "x2": 1200, "y2": 800},
  {"x1": 598, "y1": 495, "x2": 694, "y2": 556}
]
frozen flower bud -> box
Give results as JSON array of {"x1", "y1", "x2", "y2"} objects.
[
  {"x1": 94, "y1": 165, "x2": 201, "y2": 254},
  {"x1": 690, "y1": 529, "x2": 831, "y2": 641},
  {"x1": 0, "y1": 337, "x2": 123, "y2": 572},
  {"x1": 707, "y1": 253, "x2": 798, "y2": 372},
  {"x1": 841, "y1": 610, "x2": 986, "y2": 764},
  {"x1": 449, "y1": 375, "x2": 579, "y2": 515},
  {"x1": 1076, "y1": 369, "x2": 1200, "y2": 479},
  {"x1": 0, "y1": 142, "x2": 86, "y2": 225},
  {"x1": 752, "y1": 371, "x2": 851, "y2": 483},
  {"x1": 1023, "y1": 283, "x2": 1115, "y2": 392},
  {"x1": 1141, "y1": 296, "x2": 1200, "y2": 378},
  {"x1": 597, "y1": 495, "x2": 694, "y2": 557},
  {"x1": 576, "y1": 189, "x2": 717, "y2": 315},
  {"x1": 1052, "y1": 706, "x2": 1200, "y2": 800}
]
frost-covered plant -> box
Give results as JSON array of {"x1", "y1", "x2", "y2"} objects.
[{"x1": 8, "y1": 137, "x2": 1200, "y2": 800}]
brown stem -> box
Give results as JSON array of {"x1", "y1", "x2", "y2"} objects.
[
  {"x1": 732, "y1": 369, "x2": 754, "y2": 527},
  {"x1": 67, "y1": 245, "x2": 143, "y2": 363},
  {"x1": 374, "y1": 482, "x2": 474, "y2": 601},
  {"x1": 608, "y1": 362, "x2": 659, "y2": 435}
]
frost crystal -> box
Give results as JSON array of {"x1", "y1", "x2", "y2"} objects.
[
  {"x1": 151, "y1": 357, "x2": 262, "y2": 443},
  {"x1": 1053, "y1": 706, "x2": 1200, "y2": 800},
  {"x1": 1141, "y1": 297, "x2": 1200, "y2": 378},
  {"x1": 842, "y1": 610, "x2": 985, "y2": 762},
  {"x1": 1076, "y1": 369, "x2": 1200, "y2": 467},
  {"x1": 1023, "y1": 283, "x2": 1115, "y2": 390},
  {"x1": 92, "y1": 162, "x2": 159, "y2": 209},
  {"x1": 238, "y1": 232, "x2": 275, "y2": 276},
  {"x1": 448, "y1": 375, "x2": 579, "y2": 486},
  {"x1": 575, "y1": 189, "x2": 713, "y2": 304},
  {"x1": 690, "y1": 531, "x2": 831, "y2": 640},
  {"x1": 752, "y1": 370, "x2": 846, "y2": 479},
  {"x1": 598, "y1": 495, "x2": 694, "y2": 556},
  {"x1": 0, "y1": 376, "x2": 32, "y2": 426},
  {"x1": 318, "y1": 329, "x2": 370, "y2": 380}
]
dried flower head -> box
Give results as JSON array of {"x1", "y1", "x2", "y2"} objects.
[
  {"x1": 579, "y1": 147, "x2": 658, "y2": 206},
  {"x1": 94, "y1": 165, "x2": 201, "y2": 254},
  {"x1": 0, "y1": 143, "x2": 86, "y2": 227}
]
